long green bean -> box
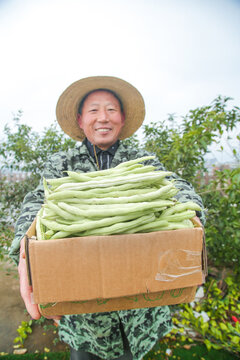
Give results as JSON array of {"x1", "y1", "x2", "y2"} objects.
[
  {"x1": 46, "y1": 186, "x2": 154, "y2": 201},
  {"x1": 66, "y1": 165, "x2": 156, "y2": 182},
  {"x1": 80, "y1": 213, "x2": 156, "y2": 237},
  {"x1": 54, "y1": 172, "x2": 172, "y2": 192},
  {"x1": 44, "y1": 201, "x2": 83, "y2": 221},
  {"x1": 50, "y1": 184, "x2": 174, "y2": 205},
  {"x1": 36, "y1": 155, "x2": 202, "y2": 240},
  {"x1": 58, "y1": 200, "x2": 175, "y2": 218},
  {"x1": 40, "y1": 212, "x2": 153, "y2": 232},
  {"x1": 114, "y1": 155, "x2": 155, "y2": 168},
  {"x1": 160, "y1": 201, "x2": 202, "y2": 218}
]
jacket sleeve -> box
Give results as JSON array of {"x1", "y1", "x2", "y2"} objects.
[{"x1": 9, "y1": 152, "x2": 69, "y2": 265}]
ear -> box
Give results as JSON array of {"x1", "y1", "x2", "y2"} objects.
[{"x1": 77, "y1": 114, "x2": 83, "y2": 129}]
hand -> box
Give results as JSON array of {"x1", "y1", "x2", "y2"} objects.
[
  {"x1": 18, "y1": 238, "x2": 61, "y2": 321},
  {"x1": 193, "y1": 216, "x2": 202, "y2": 227}
]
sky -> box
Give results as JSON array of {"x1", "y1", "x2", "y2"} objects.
[{"x1": 0, "y1": 0, "x2": 240, "y2": 162}]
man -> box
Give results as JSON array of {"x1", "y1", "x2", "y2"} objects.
[{"x1": 10, "y1": 76, "x2": 205, "y2": 360}]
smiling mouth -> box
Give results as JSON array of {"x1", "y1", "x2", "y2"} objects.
[{"x1": 95, "y1": 128, "x2": 111, "y2": 132}]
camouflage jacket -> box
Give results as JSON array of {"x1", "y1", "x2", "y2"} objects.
[{"x1": 9, "y1": 142, "x2": 205, "y2": 360}]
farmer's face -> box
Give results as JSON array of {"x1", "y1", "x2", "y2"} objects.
[{"x1": 77, "y1": 90, "x2": 125, "y2": 150}]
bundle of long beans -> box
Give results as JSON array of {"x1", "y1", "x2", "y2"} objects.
[{"x1": 36, "y1": 156, "x2": 202, "y2": 240}]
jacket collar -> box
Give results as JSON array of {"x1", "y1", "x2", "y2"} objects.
[{"x1": 83, "y1": 138, "x2": 120, "y2": 157}]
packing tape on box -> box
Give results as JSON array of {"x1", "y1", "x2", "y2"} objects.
[{"x1": 155, "y1": 249, "x2": 202, "y2": 282}]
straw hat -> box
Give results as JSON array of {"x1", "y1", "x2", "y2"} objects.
[{"x1": 56, "y1": 76, "x2": 145, "y2": 141}]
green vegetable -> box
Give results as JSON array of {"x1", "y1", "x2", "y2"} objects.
[
  {"x1": 36, "y1": 156, "x2": 203, "y2": 240},
  {"x1": 57, "y1": 199, "x2": 175, "y2": 218}
]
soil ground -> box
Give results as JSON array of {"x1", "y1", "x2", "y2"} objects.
[{"x1": 0, "y1": 260, "x2": 69, "y2": 355}]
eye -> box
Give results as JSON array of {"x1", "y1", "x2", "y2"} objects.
[
  {"x1": 108, "y1": 108, "x2": 116, "y2": 112},
  {"x1": 89, "y1": 108, "x2": 97, "y2": 113}
]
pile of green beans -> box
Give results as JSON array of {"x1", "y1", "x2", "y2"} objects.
[{"x1": 36, "y1": 156, "x2": 202, "y2": 240}]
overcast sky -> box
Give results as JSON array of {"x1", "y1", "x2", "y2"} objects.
[{"x1": 0, "y1": 0, "x2": 239, "y2": 161}]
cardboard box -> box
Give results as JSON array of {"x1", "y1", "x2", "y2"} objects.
[{"x1": 25, "y1": 220, "x2": 207, "y2": 316}]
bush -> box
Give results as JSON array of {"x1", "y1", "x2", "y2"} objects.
[
  {"x1": 202, "y1": 167, "x2": 240, "y2": 271},
  {"x1": 143, "y1": 96, "x2": 240, "y2": 186},
  {"x1": 169, "y1": 272, "x2": 240, "y2": 356},
  {"x1": 0, "y1": 112, "x2": 76, "y2": 175},
  {"x1": 0, "y1": 175, "x2": 39, "y2": 262}
]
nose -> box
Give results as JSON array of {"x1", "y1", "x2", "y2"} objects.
[{"x1": 98, "y1": 109, "x2": 108, "y2": 122}]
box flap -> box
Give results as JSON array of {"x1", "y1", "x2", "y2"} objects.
[{"x1": 39, "y1": 286, "x2": 198, "y2": 316}]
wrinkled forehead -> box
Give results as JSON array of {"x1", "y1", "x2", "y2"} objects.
[{"x1": 78, "y1": 88, "x2": 124, "y2": 114}]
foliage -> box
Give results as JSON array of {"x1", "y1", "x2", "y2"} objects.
[
  {"x1": 122, "y1": 133, "x2": 140, "y2": 149},
  {"x1": 0, "y1": 346, "x2": 237, "y2": 360},
  {"x1": 11, "y1": 313, "x2": 54, "y2": 354},
  {"x1": 144, "y1": 337, "x2": 239, "y2": 360},
  {"x1": 0, "y1": 113, "x2": 76, "y2": 261},
  {"x1": 13, "y1": 320, "x2": 33, "y2": 346},
  {"x1": 12, "y1": 317, "x2": 61, "y2": 354},
  {"x1": 0, "y1": 111, "x2": 76, "y2": 175},
  {"x1": 0, "y1": 352, "x2": 70, "y2": 359},
  {"x1": 143, "y1": 96, "x2": 240, "y2": 186},
  {"x1": 34, "y1": 316, "x2": 60, "y2": 345},
  {"x1": 0, "y1": 223, "x2": 14, "y2": 263},
  {"x1": 202, "y1": 167, "x2": 240, "y2": 270},
  {"x1": 0, "y1": 175, "x2": 39, "y2": 223},
  {"x1": 168, "y1": 273, "x2": 240, "y2": 357},
  {"x1": 0, "y1": 175, "x2": 39, "y2": 262}
]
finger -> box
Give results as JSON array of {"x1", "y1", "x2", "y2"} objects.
[
  {"x1": 19, "y1": 276, "x2": 42, "y2": 319},
  {"x1": 18, "y1": 256, "x2": 41, "y2": 320},
  {"x1": 24, "y1": 286, "x2": 42, "y2": 320},
  {"x1": 192, "y1": 216, "x2": 202, "y2": 227},
  {"x1": 20, "y1": 238, "x2": 26, "y2": 259}
]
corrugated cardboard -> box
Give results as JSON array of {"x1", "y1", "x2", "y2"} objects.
[{"x1": 25, "y1": 220, "x2": 207, "y2": 316}]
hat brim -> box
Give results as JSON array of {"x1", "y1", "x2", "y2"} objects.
[{"x1": 56, "y1": 76, "x2": 145, "y2": 141}]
